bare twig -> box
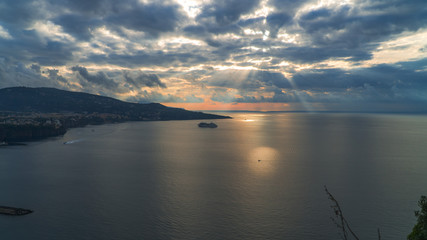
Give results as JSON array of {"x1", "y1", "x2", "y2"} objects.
[{"x1": 324, "y1": 185, "x2": 360, "y2": 240}]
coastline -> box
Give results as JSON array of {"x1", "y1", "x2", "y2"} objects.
[{"x1": 0, "y1": 112, "x2": 230, "y2": 144}]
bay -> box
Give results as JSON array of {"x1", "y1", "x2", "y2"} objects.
[{"x1": 1, "y1": 112, "x2": 427, "y2": 239}]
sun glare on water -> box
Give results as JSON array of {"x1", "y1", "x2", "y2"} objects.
[{"x1": 248, "y1": 146, "x2": 279, "y2": 175}]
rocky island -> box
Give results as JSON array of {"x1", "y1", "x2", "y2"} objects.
[
  {"x1": 0, "y1": 206, "x2": 33, "y2": 216},
  {"x1": 0, "y1": 87, "x2": 230, "y2": 143}
]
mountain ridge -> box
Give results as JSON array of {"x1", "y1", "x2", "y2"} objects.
[{"x1": 0, "y1": 87, "x2": 229, "y2": 120}]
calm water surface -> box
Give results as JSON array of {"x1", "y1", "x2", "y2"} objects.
[{"x1": 1, "y1": 112, "x2": 427, "y2": 239}]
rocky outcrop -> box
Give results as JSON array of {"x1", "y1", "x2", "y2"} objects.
[
  {"x1": 0, "y1": 124, "x2": 66, "y2": 142},
  {"x1": 0, "y1": 206, "x2": 33, "y2": 216}
]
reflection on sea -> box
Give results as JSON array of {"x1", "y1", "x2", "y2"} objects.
[{"x1": 248, "y1": 146, "x2": 279, "y2": 175}]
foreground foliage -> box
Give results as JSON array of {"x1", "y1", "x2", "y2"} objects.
[
  {"x1": 408, "y1": 196, "x2": 427, "y2": 240},
  {"x1": 325, "y1": 186, "x2": 427, "y2": 240},
  {"x1": 325, "y1": 187, "x2": 427, "y2": 240}
]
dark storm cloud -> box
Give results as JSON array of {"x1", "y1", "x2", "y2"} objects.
[
  {"x1": 47, "y1": 69, "x2": 67, "y2": 83},
  {"x1": 125, "y1": 91, "x2": 201, "y2": 104},
  {"x1": 206, "y1": 70, "x2": 292, "y2": 90},
  {"x1": 107, "y1": 2, "x2": 184, "y2": 37},
  {"x1": 182, "y1": 0, "x2": 263, "y2": 45},
  {"x1": 272, "y1": 47, "x2": 373, "y2": 63},
  {"x1": 293, "y1": 0, "x2": 427, "y2": 59},
  {"x1": 205, "y1": 23, "x2": 242, "y2": 35},
  {"x1": 290, "y1": 59, "x2": 427, "y2": 103},
  {"x1": 266, "y1": 0, "x2": 312, "y2": 37},
  {"x1": 266, "y1": 12, "x2": 292, "y2": 38},
  {"x1": 53, "y1": 0, "x2": 112, "y2": 15},
  {"x1": 237, "y1": 17, "x2": 265, "y2": 28},
  {"x1": 253, "y1": 0, "x2": 427, "y2": 63},
  {"x1": 183, "y1": 24, "x2": 241, "y2": 48},
  {"x1": 198, "y1": 0, "x2": 261, "y2": 26},
  {"x1": 31, "y1": 41, "x2": 77, "y2": 66},
  {"x1": 270, "y1": 0, "x2": 312, "y2": 12},
  {"x1": 183, "y1": 25, "x2": 207, "y2": 36},
  {"x1": 0, "y1": 0, "x2": 45, "y2": 28},
  {"x1": 86, "y1": 51, "x2": 209, "y2": 68},
  {"x1": 398, "y1": 58, "x2": 427, "y2": 71},
  {"x1": 0, "y1": 30, "x2": 76, "y2": 65},
  {"x1": 124, "y1": 72, "x2": 166, "y2": 89},
  {"x1": 71, "y1": 65, "x2": 119, "y2": 90},
  {"x1": 53, "y1": 14, "x2": 101, "y2": 41},
  {"x1": 0, "y1": 1, "x2": 77, "y2": 66},
  {"x1": 291, "y1": 60, "x2": 427, "y2": 93},
  {"x1": 49, "y1": 0, "x2": 186, "y2": 40},
  {"x1": 184, "y1": 17, "x2": 265, "y2": 46}
]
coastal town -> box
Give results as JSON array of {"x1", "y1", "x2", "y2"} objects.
[
  {"x1": 0, "y1": 112, "x2": 126, "y2": 143},
  {"x1": 0, "y1": 112, "x2": 63, "y2": 127}
]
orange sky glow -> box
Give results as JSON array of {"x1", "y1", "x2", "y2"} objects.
[{"x1": 163, "y1": 102, "x2": 291, "y2": 111}]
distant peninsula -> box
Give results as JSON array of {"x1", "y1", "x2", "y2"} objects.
[{"x1": 0, "y1": 87, "x2": 230, "y2": 143}]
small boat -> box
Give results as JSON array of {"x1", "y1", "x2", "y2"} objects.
[{"x1": 198, "y1": 122, "x2": 218, "y2": 128}]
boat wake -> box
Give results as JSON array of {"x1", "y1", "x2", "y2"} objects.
[{"x1": 63, "y1": 139, "x2": 83, "y2": 145}]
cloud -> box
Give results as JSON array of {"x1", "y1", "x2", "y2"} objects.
[
  {"x1": 0, "y1": 0, "x2": 426, "y2": 112},
  {"x1": 294, "y1": 1, "x2": 427, "y2": 59},
  {"x1": 47, "y1": 69, "x2": 68, "y2": 84},
  {"x1": 0, "y1": 0, "x2": 46, "y2": 28},
  {"x1": 271, "y1": 46, "x2": 372, "y2": 63},
  {"x1": 125, "y1": 91, "x2": 202, "y2": 104},
  {"x1": 266, "y1": 12, "x2": 292, "y2": 38},
  {"x1": 0, "y1": 28, "x2": 77, "y2": 65},
  {"x1": 0, "y1": 25, "x2": 13, "y2": 40},
  {"x1": 203, "y1": 58, "x2": 427, "y2": 108},
  {"x1": 53, "y1": 0, "x2": 112, "y2": 15},
  {"x1": 86, "y1": 51, "x2": 209, "y2": 68},
  {"x1": 291, "y1": 61, "x2": 427, "y2": 94},
  {"x1": 206, "y1": 70, "x2": 293, "y2": 90},
  {"x1": 124, "y1": 72, "x2": 166, "y2": 89},
  {"x1": 270, "y1": 0, "x2": 311, "y2": 12},
  {"x1": 53, "y1": 14, "x2": 100, "y2": 41},
  {"x1": 297, "y1": 60, "x2": 427, "y2": 104},
  {"x1": 183, "y1": 25, "x2": 207, "y2": 36},
  {"x1": 198, "y1": 0, "x2": 261, "y2": 26},
  {"x1": 107, "y1": 2, "x2": 185, "y2": 37},
  {"x1": 71, "y1": 65, "x2": 119, "y2": 90},
  {"x1": 0, "y1": 59, "x2": 64, "y2": 88}
]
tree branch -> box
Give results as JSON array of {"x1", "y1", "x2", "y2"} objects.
[{"x1": 324, "y1": 185, "x2": 360, "y2": 240}]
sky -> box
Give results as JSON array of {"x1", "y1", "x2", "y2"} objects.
[{"x1": 0, "y1": 0, "x2": 426, "y2": 112}]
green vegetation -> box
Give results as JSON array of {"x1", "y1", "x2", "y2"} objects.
[{"x1": 408, "y1": 196, "x2": 427, "y2": 240}]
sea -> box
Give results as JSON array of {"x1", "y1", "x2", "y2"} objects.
[{"x1": 1, "y1": 112, "x2": 427, "y2": 240}]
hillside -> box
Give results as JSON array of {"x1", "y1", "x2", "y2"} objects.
[{"x1": 0, "y1": 87, "x2": 229, "y2": 120}]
